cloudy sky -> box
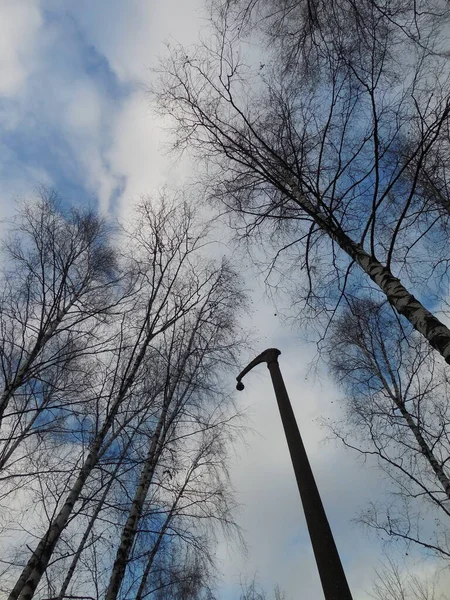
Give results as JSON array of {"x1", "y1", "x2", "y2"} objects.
[{"x1": 0, "y1": 1, "x2": 447, "y2": 598}]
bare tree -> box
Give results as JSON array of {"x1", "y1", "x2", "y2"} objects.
[
  {"x1": 370, "y1": 555, "x2": 447, "y2": 600},
  {"x1": 0, "y1": 190, "x2": 118, "y2": 484},
  {"x1": 130, "y1": 422, "x2": 237, "y2": 600},
  {"x1": 54, "y1": 434, "x2": 136, "y2": 600},
  {"x1": 238, "y1": 576, "x2": 288, "y2": 600},
  {"x1": 142, "y1": 545, "x2": 217, "y2": 600},
  {"x1": 153, "y1": 0, "x2": 450, "y2": 362},
  {"x1": 104, "y1": 266, "x2": 243, "y2": 599},
  {"x1": 5, "y1": 195, "x2": 245, "y2": 600},
  {"x1": 325, "y1": 298, "x2": 450, "y2": 559}
]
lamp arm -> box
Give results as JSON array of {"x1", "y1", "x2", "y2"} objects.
[{"x1": 236, "y1": 348, "x2": 281, "y2": 390}]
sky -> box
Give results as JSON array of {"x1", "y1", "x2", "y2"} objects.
[{"x1": 0, "y1": 1, "x2": 448, "y2": 599}]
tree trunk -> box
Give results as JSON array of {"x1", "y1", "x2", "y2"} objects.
[
  {"x1": 135, "y1": 496, "x2": 180, "y2": 600},
  {"x1": 9, "y1": 327, "x2": 156, "y2": 600},
  {"x1": 56, "y1": 441, "x2": 131, "y2": 600},
  {"x1": 395, "y1": 398, "x2": 450, "y2": 500},
  {"x1": 104, "y1": 403, "x2": 169, "y2": 600},
  {"x1": 290, "y1": 187, "x2": 450, "y2": 363},
  {"x1": 8, "y1": 432, "x2": 106, "y2": 600}
]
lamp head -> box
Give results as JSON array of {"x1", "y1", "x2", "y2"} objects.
[{"x1": 235, "y1": 348, "x2": 280, "y2": 393}]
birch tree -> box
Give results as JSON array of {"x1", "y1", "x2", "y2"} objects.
[
  {"x1": 123, "y1": 421, "x2": 237, "y2": 600},
  {"x1": 153, "y1": 0, "x2": 450, "y2": 361},
  {"x1": 54, "y1": 435, "x2": 135, "y2": 600},
  {"x1": 142, "y1": 546, "x2": 216, "y2": 600},
  {"x1": 104, "y1": 260, "x2": 243, "y2": 600},
  {"x1": 325, "y1": 298, "x2": 450, "y2": 559},
  {"x1": 0, "y1": 190, "x2": 117, "y2": 486},
  {"x1": 5, "y1": 195, "x2": 244, "y2": 600},
  {"x1": 238, "y1": 577, "x2": 287, "y2": 600},
  {"x1": 370, "y1": 556, "x2": 446, "y2": 600}
]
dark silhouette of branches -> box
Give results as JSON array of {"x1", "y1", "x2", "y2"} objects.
[
  {"x1": 325, "y1": 298, "x2": 450, "y2": 559},
  {"x1": 0, "y1": 192, "x2": 246, "y2": 600},
  {"x1": 153, "y1": 0, "x2": 450, "y2": 362}
]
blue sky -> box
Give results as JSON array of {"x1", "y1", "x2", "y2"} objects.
[
  {"x1": 0, "y1": 0, "x2": 200, "y2": 219},
  {"x1": 1, "y1": 2, "x2": 448, "y2": 599}
]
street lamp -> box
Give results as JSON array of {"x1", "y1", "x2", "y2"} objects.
[{"x1": 236, "y1": 348, "x2": 353, "y2": 600}]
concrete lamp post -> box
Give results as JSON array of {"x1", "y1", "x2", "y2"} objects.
[{"x1": 236, "y1": 348, "x2": 353, "y2": 600}]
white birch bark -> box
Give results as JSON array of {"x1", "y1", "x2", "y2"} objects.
[
  {"x1": 394, "y1": 399, "x2": 450, "y2": 500},
  {"x1": 134, "y1": 484, "x2": 186, "y2": 600},
  {"x1": 8, "y1": 431, "x2": 106, "y2": 600},
  {"x1": 105, "y1": 315, "x2": 204, "y2": 599},
  {"x1": 289, "y1": 186, "x2": 450, "y2": 364},
  {"x1": 55, "y1": 439, "x2": 132, "y2": 600},
  {"x1": 104, "y1": 403, "x2": 168, "y2": 600},
  {"x1": 8, "y1": 325, "x2": 159, "y2": 600}
]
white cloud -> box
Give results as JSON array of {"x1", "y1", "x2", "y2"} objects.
[
  {"x1": 65, "y1": 83, "x2": 102, "y2": 133},
  {"x1": 106, "y1": 93, "x2": 169, "y2": 203},
  {"x1": 58, "y1": 0, "x2": 204, "y2": 85},
  {"x1": 213, "y1": 290, "x2": 391, "y2": 599},
  {"x1": 57, "y1": 0, "x2": 204, "y2": 216},
  {"x1": 105, "y1": 91, "x2": 196, "y2": 218},
  {"x1": 0, "y1": 0, "x2": 42, "y2": 97},
  {"x1": 0, "y1": 3, "x2": 447, "y2": 598},
  {"x1": 59, "y1": 80, "x2": 123, "y2": 213},
  {"x1": 0, "y1": 0, "x2": 203, "y2": 217}
]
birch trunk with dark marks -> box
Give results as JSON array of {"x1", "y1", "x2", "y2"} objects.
[
  {"x1": 104, "y1": 403, "x2": 169, "y2": 600},
  {"x1": 8, "y1": 434, "x2": 105, "y2": 600},
  {"x1": 134, "y1": 484, "x2": 185, "y2": 600},
  {"x1": 394, "y1": 397, "x2": 450, "y2": 500},
  {"x1": 105, "y1": 287, "x2": 228, "y2": 599},
  {"x1": 341, "y1": 242, "x2": 450, "y2": 365},
  {"x1": 8, "y1": 322, "x2": 160, "y2": 600},
  {"x1": 288, "y1": 188, "x2": 450, "y2": 364},
  {"x1": 55, "y1": 440, "x2": 132, "y2": 600}
]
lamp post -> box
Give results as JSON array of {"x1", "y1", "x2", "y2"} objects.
[{"x1": 236, "y1": 348, "x2": 353, "y2": 600}]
